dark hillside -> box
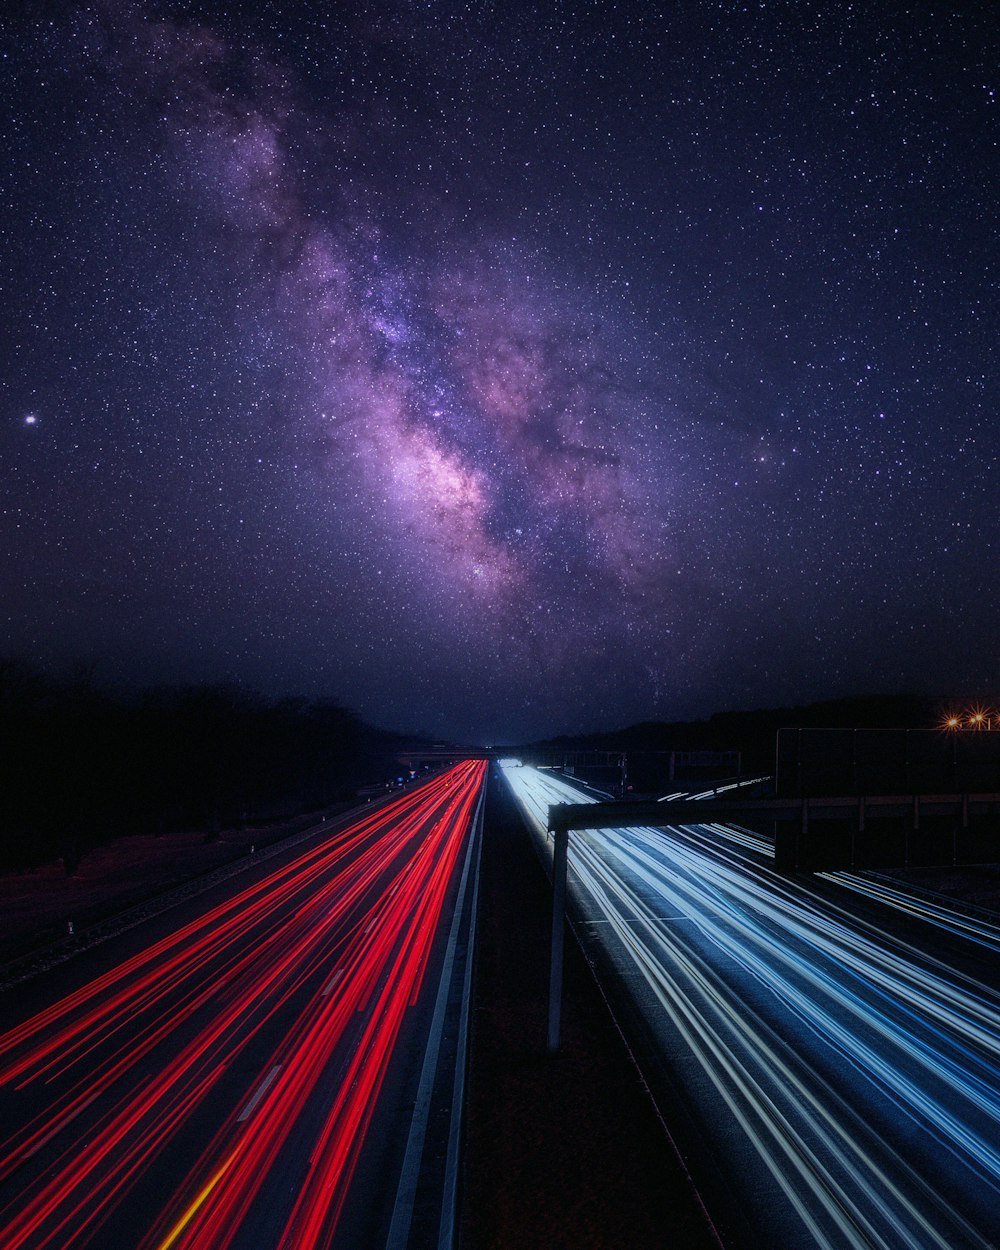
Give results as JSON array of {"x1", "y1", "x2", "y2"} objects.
[
  {"x1": 0, "y1": 659, "x2": 419, "y2": 871},
  {"x1": 529, "y1": 694, "x2": 944, "y2": 773}
]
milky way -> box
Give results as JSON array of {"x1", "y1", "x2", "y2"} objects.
[{"x1": 2, "y1": 2, "x2": 997, "y2": 740}]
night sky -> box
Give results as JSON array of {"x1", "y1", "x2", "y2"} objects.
[{"x1": 2, "y1": 2, "x2": 997, "y2": 743}]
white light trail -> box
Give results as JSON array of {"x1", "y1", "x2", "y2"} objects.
[{"x1": 501, "y1": 763, "x2": 1000, "y2": 1250}]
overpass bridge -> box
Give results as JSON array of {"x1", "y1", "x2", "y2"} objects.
[{"x1": 547, "y1": 791, "x2": 1000, "y2": 871}]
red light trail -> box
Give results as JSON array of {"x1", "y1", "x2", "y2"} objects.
[{"x1": 0, "y1": 759, "x2": 486, "y2": 1250}]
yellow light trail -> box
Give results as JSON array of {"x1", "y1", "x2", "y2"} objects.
[{"x1": 153, "y1": 1141, "x2": 237, "y2": 1248}]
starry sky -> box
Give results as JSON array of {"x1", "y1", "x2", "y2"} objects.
[{"x1": 1, "y1": 1, "x2": 997, "y2": 743}]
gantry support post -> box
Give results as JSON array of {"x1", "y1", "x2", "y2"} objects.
[{"x1": 548, "y1": 825, "x2": 569, "y2": 1052}]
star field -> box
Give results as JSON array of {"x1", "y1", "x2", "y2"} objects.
[{"x1": 1, "y1": 1, "x2": 998, "y2": 742}]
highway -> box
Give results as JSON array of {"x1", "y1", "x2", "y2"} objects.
[
  {"x1": 501, "y1": 762, "x2": 1000, "y2": 1250},
  {"x1": 0, "y1": 759, "x2": 486, "y2": 1250}
]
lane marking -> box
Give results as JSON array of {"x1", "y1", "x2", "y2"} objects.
[
  {"x1": 322, "y1": 968, "x2": 344, "y2": 996},
  {"x1": 237, "y1": 1064, "x2": 281, "y2": 1122},
  {"x1": 23, "y1": 1092, "x2": 100, "y2": 1158}
]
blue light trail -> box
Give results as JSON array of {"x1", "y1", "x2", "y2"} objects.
[{"x1": 501, "y1": 762, "x2": 1000, "y2": 1250}]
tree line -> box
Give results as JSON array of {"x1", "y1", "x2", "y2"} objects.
[
  {"x1": 527, "y1": 693, "x2": 944, "y2": 789},
  {"x1": 0, "y1": 659, "x2": 417, "y2": 872}
]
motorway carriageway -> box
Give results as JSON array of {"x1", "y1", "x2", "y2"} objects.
[
  {"x1": 0, "y1": 759, "x2": 486, "y2": 1250},
  {"x1": 501, "y1": 761, "x2": 1000, "y2": 1250}
]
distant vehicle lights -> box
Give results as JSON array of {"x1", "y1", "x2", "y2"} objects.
[{"x1": 942, "y1": 708, "x2": 996, "y2": 730}]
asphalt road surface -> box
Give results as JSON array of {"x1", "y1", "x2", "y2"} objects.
[
  {"x1": 501, "y1": 761, "x2": 1000, "y2": 1250},
  {"x1": 0, "y1": 759, "x2": 486, "y2": 1250}
]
